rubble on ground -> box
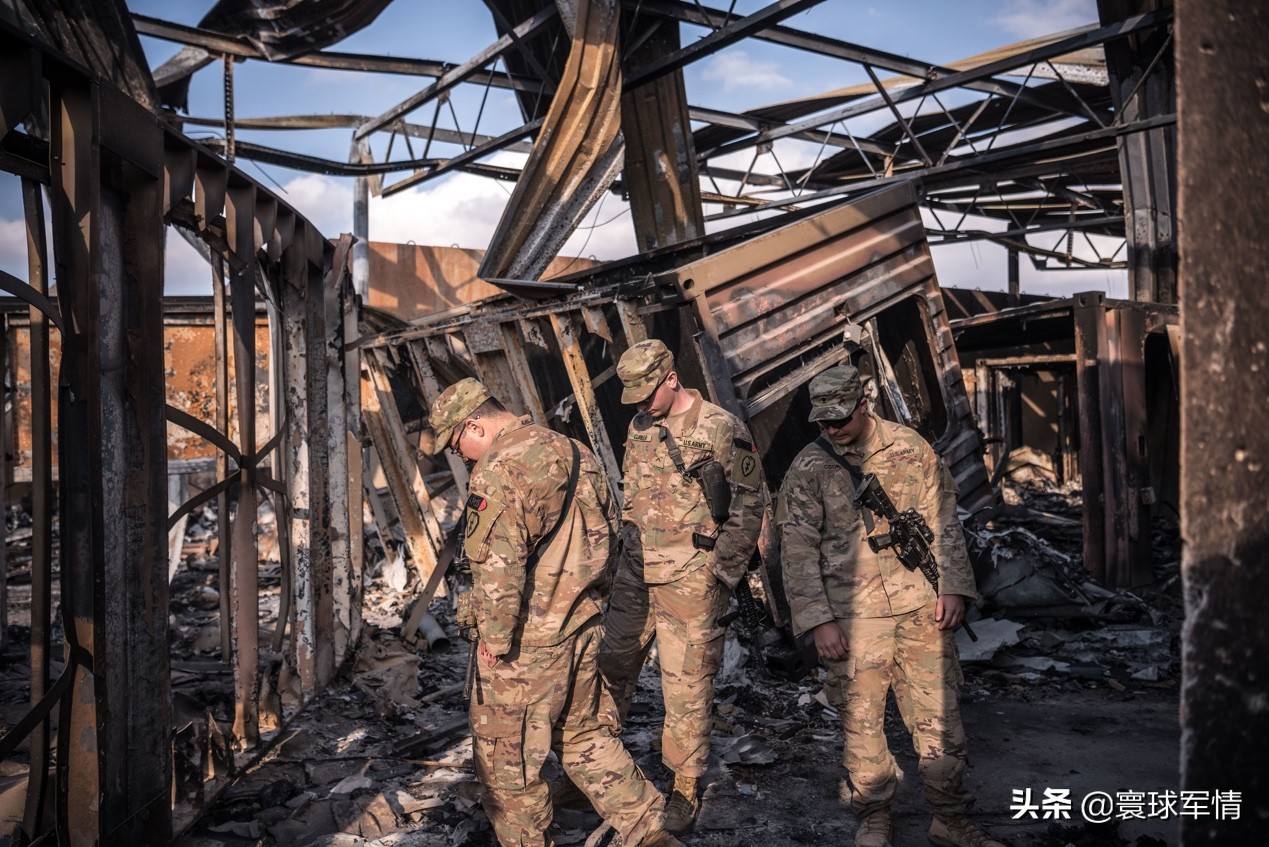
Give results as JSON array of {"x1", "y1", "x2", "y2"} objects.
[{"x1": 1, "y1": 474, "x2": 1184, "y2": 847}]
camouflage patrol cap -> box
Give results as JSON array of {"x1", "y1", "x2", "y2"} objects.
[
  {"x1": 427, "y1": 377, "x2": 491, "y2": 455},
  {"x1": 807, "y1": 364, "x2": 863, "y2": 422},
  {"x1": 617, "y1": 339, "x2": 674, "y2": 404}
]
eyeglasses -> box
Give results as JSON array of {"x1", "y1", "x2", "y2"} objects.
[
  {"x1": 448, "y1": 421, "x2": 468, "y2": 457},
  {"x1": 818, "y1": 400, "x2": 863, "y2": 431}
]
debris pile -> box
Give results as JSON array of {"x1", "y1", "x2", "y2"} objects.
[{"x1": 2, "y1": 475, "x2": 1184, "y2": 847}]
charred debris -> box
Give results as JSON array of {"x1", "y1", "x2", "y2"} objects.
[{"x1": 4, "y1": 0, "x2": 1264, "y2": 845}]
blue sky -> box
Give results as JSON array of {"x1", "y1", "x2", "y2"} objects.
[{"x1": 0, "y1": 0, "x2": 1126, "y2": 297}]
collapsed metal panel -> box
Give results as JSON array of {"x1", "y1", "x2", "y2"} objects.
[
  {"x1": 362, "y1": 183, "x2": 990, "y2": 627},
  {"x1": 619, "y1": 14, "x2": 705, "y2": 252},
  {"x1": 658, "y1": 182, "x2": 993, "y2": 518},
  {"x1": 478, "y1": 0, "x2": 625, "y2": 286}
]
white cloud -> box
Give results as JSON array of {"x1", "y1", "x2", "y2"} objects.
[
  {"x1": 163, "y1": 230, "x2": 215, "y2": 296},
  {"x1": 272, "y1": 151, "x2": 637, "y2": 263},
  {"x1": 701, "y1": 50, "x2": 792, "y2": 92},
  {"x1": 992, "y1": 0, "x2": 1097, "y2": 40},
  {"x1": 278, "y1": 173, "x2": 356, "y2": 237}
]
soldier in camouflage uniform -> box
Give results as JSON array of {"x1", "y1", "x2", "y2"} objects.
[
  {"x1": 428, "y1": 378, "x2": 681, "y2": 847},
  {"x1": 600, "y1": 340, "x2": 765, "y2": 834},
  {"x1": 777, "y1": 364, "x2": 1005, "y2": 847}
]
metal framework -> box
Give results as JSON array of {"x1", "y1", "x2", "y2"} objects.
[
  {"x1": 0, "y1": 0, "x2": 1188, "y2": 842},
  {"x1": 127, "y1": 0, "x2": 1174, "y2": 289},
  {"x1": 0, "y1": 13, "x2": 360, "y2": 843}
]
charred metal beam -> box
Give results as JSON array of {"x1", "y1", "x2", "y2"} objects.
[
  {"x1": 0, "y1": 316, "x2": 6, "y2": 650},
  {"x1": 404, "y1": 343, "x2": 470, "y2": 489},
  {"x1": 624, "y1": 0, "x2": 826, "y2": 89},
  {"x1": 480, "y1": 0, "x2": 624, "y2": 284},
  {"x1": 320, "y1": 237, "x2": 354, "y2": 674},
  {"x1": 925, "y1": 214, "x2": 1126, "y2": 245},
  {"x1": 1072, "y1": 293, "x2": 1109, "y2": 584},
  {"x1": 49, "y1": 77, "x2": 107, "y2": 845},
  {"x1": 340, "y1": 271, "x2": 364, "y2": 658},
  {"x1": 300, "y1": 223, "x2": 338, "y2": 692},
  {"x1": 177, "y1": 112, "x2": 537, "y2": 155},
  {"x1": 355, "y1": 5, "x2": 558, "y2": 139},
  {"x1": 201, "y1": 138, "x2": 440, "y2": 177},
  {"x1": 226, "y1": 181, "x2": 262, "y2": 748},
  {"x1": 134, "y1": 12, "x2": 546, "y2": 91},
  {"x1": 702, "y1": 10, "x2": 1170, "y2": 162},
  {"x1": 705, "y1": 113, "x2": 1172, "y2": 221},
  {"x1": 20, "y1": 176, "x2": 54, "y2": 843},
  {"x1": 363, "y1": 350, "x2": 448, "y2": 605},
  {"x1": 101, "y1": 92, "x2": 172, "y2": 842},
  {"x1": 281, "y1": 223, "x2": 317, "y2": 694},
  {"x1": 632, "y1": 0, "x2": 1095, "y2": 116},
  {"x1": 380, "y1": 117, "x2": 545, "y2": 196},
  {"x1": 688, "y1": 105, "x2": 891, "y2": 157},
  {"x1": 1178, "y1": 1, "x2": 1269, "y2": 838},
  {"x1": 494, "y1": 322, "x2": 549, "y2": 427},
  {"x1": 1106, "y1": 307, "x2": 1153, "y2": 586},
  {"x1": 211, "y1": 255, "x2": 234, "y2": 661},
  {"x1": 549, "y1": 313, "x2": 624, "y2": 505},
  {"x1": 1098, "y1": 0, "x2": 1175, "y2": 304}
]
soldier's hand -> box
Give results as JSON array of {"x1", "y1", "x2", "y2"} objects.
[
  {"x1": 812, "y1": 621, "x2": 848, "y2": 661},
  {"x1": 478, "y1": 641, "x2": 500, "y2": 668},
  {"x1": 935, "y1": 594, "x2": 966, "y2": 631}
]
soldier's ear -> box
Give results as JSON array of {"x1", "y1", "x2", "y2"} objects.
[{"x1": 665, "y1": 371, "x2": 680, "y2": 389}]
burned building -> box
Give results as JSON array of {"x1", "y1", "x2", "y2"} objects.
[{"x1": 0, "y1": 1, "x2": 1265, "y2": 845}]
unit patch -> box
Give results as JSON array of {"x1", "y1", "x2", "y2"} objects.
[
  {"x1": 733, "y1": 447, "x2": 761, "y2": 490},
  {"x1": 463, "y1": 493, "x2": 503, "y2": 561}
]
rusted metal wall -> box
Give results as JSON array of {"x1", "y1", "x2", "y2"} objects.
[
  {"x1": 0, "y1": 14, "x2": 360, "y2": 844},
  {"x1": 366, "y1": 242, "x2": 596, "y2": 321},
  {"x1": 3, "y1": 307, "x2": 272, "y2": 473},
  {"x1": 361, "y1": 184, "x2": 990, "y2": 626},
  {"x1": 1177, "y1": 1, "x2": 1269, "y2": 842}
]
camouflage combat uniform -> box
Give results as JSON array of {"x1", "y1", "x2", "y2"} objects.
[
  {"x1": 778, "y1": 368, "x2": 980, "y2": 821},
  {"x1": 600, "y1": 342, "x2": 764, "y2": 781},
  {"x1": 432, "y1": 380, "x2": 667, "y2": 847}
]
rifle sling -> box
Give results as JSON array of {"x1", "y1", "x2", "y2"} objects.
[
  {"x1": 530, "y1": 438, "x2": 581, "y2": 564},
  {"x1": 814, "y1": 435, "x2": 876, "y2": 534},
  {"x1": 658, "y1": 424, "x2": 691, "y2": 476}
]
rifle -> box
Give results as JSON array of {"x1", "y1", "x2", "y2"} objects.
[
  {"x1": 852, "y1": 473, "x2": 978, "y2": 642},
  {"x1": 446, "y1": 511, "x2": 482, "y2": 703},
  {"x1": 719, "y1": 565, "x2": 770, "y2": 670}
]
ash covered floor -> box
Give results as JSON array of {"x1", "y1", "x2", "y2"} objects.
[{"x1": 2, "y1": 478, "x2": 1183, "y2": 847}]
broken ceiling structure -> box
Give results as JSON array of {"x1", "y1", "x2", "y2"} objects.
[{"x1": 2, "y1": 0, "x2": 1267, "y2": 845}]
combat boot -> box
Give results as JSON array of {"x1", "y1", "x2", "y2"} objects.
[
  {"x1": 928, "y1": 814, "x2": 1006, "y2": 847},
  {"x1": 854, "y1": 806, "x2": 893, "y2": 847},
  {"x1": 663, "y1": 773, "x2": 699, "y2": 834},
  {"x1": 641, "y1": 829, "x2": 685, "y2": 847}
]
